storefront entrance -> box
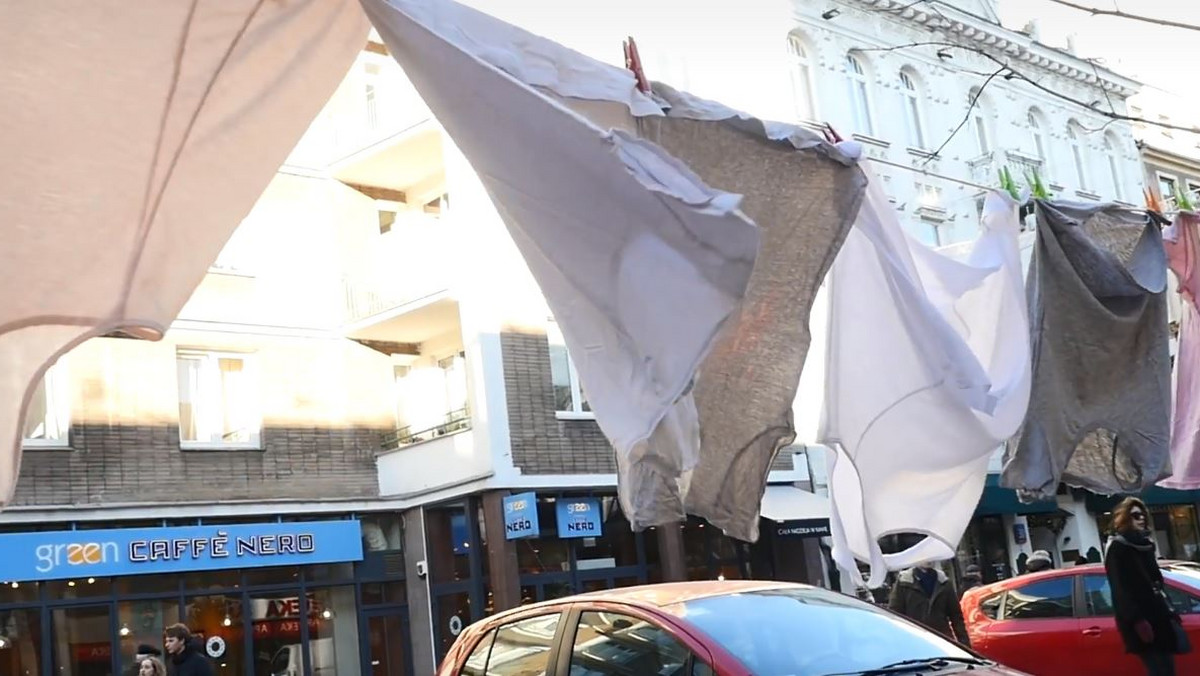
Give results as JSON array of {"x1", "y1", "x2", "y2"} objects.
[{"x1": 0, "y1": 514, "x2": 411, "y2": 676}]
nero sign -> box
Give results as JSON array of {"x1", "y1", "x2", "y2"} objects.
[
  {"x1": 0, "y1": 520, "x2": 363, "y2": 582},
  {"x1": 555, "y1": 498, "x2": 602, "y2": 538},
  {"x1": 503, "y1": 492, "x2": 539, "y2": 540}
]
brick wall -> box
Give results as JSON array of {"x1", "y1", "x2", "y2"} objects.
[
  {"x1": 500, "y1": 330, "x2": 614, "y2": 474},
  {"x1": 500, "y1": 329, "x2": 796, "y2": 476},
  {"x1": 13, "y1": 424, "x2": 382, "y2": 506}
]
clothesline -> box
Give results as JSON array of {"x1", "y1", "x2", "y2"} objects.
[{"x1": 864, "y1": 156, "x2": 994, "y2": 192}]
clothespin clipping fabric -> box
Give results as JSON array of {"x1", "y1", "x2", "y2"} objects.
[{"x1": 623, "y1": 37, "x2": 650, "y2": 95}]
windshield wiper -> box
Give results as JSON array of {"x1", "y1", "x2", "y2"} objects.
[{"x1": 823, "y1": 655, "x2": 993, "y2": 676}]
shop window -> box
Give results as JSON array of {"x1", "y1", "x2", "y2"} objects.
[
  {"x1": 189, "y1": 568, "x2": 244, "y2": 590},
  {"x1": 176, "y1": 350, "x2": 261, "y2": 449},
  {"x1": 0, "y1": 579, "x2": 38, "y2": 604},
  {"x1": 575, "y1": 498, "x2": 639, "y2": 569},
  {"x1": 1004, "y1": 578, "x2": 1073, "y2": 619},
  {"x1": 487, "y1": 613, "x2": 560, "y2": 675},
  {"x1": 427, "y1": 505, "x2": 476, "y2": 584},
  {"x1": 361, "y1": 582, "x2": 407, "y2": 606},
  {"x1": 364, "y1": 612, "x2": 409, "y2": 676},
  {"x1": 434, "y1": 591, "x2": 474, "y2": 659},
  {"x1": 52, "y1": 606, "x2": 110, "y2": 676},
  {"x1": 516, "y1": 500, "x2": 570, "y2": 576},
  {"x1": 306, "y1": 562, "x2": 355, "y2": 584},
  {"x1": 0, "y1": 609, "x2": 42, "y2": 675},
  {"x1": 362, "y1": 514, "x2": 404, "y2": 553},
  {"x1": 461, "y1": 628, "x2": 496, "y2": 676},
  {"x1": 568, "y1": 611, "x2": 690, "y2": 675},
  {"x1": 1082, "y1": 575, "x2": 1114, "y2": 616},
  {"x1": 46, "y1": 576, "x2": 112, "y2": 600},
  {"x1": 307, "y1": 586, "x2": 360, "y2": 676},
  {"x1": 248, "y1": 590, "x2": 307, "y2": 676},
  {"x1": 118, "y1": 600, "x2": 181, "y2": 675},
  {"x1": 244, "y1": 565, "x2": 299, "y2": 588},
  {"x1": 186, "y1": 594, "x2": 244, "y2": 674}
]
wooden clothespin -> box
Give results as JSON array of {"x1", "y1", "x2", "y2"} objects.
[
  {"x1": 1145, "y1": 188, "x2": 1171, "y2": 228},
  {"x1": 623, "y1": 37, "x2": 651, "y2": 95}
]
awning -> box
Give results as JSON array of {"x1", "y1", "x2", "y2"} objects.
[
  {"x1": 1085, "y1": 486, "x2": 1200, "y2": 513},
  {"x1": 760, "y1": 485, "x2": 830, "y2": 522},
  {"x1": 974, "y1": 475, "x2": 1060, "y2": 516}
]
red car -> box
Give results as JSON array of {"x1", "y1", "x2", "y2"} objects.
[
  {"x1": 439, "y1": 580, "x2": 1027, "y2": 675},
  {"x1": 961, "y1": 561, "x2": 1200, "y2": 676}
]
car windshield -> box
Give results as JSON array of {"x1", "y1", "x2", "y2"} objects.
[{"x1": 667, "y1": 587, "x2": 975, "y2": 676}]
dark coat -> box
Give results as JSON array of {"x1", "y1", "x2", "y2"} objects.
[
  {"x1": 888, "y1": 567, "x2": 970, "y2": 646},
  {"x1": 1104, "y1": 534, "x2": 1180, "y2": 655},
  {"x1": 169, "y1": 638, "x2": 214, "y2": 676}
]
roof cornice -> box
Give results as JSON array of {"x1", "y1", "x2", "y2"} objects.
[{"x1": 841, "y1": 0, "x2": 1141, "y2": 97}]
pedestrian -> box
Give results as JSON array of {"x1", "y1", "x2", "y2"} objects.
[
  {"x1": 888, "y1": 562, "x2": 971, "y2": 646},
  {"x1": 138, "y1": 656, "x2": 167, "y2": 676},
  {"x1": 1105, "y1": 497, "x2": 1188, "y2": 676},
  {"x1": 1025, "y1": 550, "x2": 1053, "y2": 573},
  {"x1": 961, "y1": 564, "x2": 983, "y2": 593},
  {"x1": 127, "y1": 644, "x2": 164, "y2": 676},
  {"x1": 163, "y1": 624, "x2": 214, "y2": 676}
]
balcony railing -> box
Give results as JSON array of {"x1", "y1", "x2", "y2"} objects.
[{"x1": 382, "y1": 407, "x2": 471, "y2": 450}]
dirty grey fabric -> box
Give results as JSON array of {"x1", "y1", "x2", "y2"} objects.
[
  {"x1": 628, "y1": 85, "x2": 866, "y2": 541},
  {"x1": 1002, "y1": 201, "x2": 1172, "y2": 501}
]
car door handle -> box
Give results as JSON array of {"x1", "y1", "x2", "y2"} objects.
[{"x1": 1082, "y1": 627, "x2": 1102, "y2": 636}]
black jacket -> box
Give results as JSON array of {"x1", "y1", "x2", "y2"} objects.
[
  {"x1": 170, "y1": 639, "x2": 214, "y2": 676},
  {"x1": 888, "y1": 567, "x2": 970, "y2": 646},
  {"x1": 1104, "y1": 533, "x2": 1180, "y2": 655}
]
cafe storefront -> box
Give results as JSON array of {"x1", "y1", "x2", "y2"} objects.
[{"x1": 0, "y1": 513, "x2": 410, "y2": 676}]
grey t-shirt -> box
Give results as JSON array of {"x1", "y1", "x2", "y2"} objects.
[{"x1": 1001, "y1": 201, "x2": 1172, "y2": 500}]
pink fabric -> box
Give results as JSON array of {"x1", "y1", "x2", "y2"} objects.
[{"x1": 1161, "y1": 213, "x2": 1200, "y2": 489}]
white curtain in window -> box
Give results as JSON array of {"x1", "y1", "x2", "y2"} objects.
[
  {"x1": 846, "y1": 55, "x2": 873, "y2": 135},
  {"x1": 1105, "y1": 136, "x2": 1123, "y2": 200},
  {"x1": 218, "y1": 357, "x2": 251, "y2": 443},
  {"x1": 899, "y1": 72, "x2": 924, "y2": 148},
  {"x1": 1028, "y1": 110, "x2": 1046, "y2": 160},
  {"x1": 1069, "y1": 124, "x2": 1089, "y2": 189},
  {"x1": 788, "y1": 37, "x2": 816, "y2": 121}
]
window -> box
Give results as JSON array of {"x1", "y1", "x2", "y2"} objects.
[
  {"x1": 176, "y1": 350, "x2": 260, "y2": 448},
  {"x1": 1067, "y1": 122, "x2": 1089, "y2": 190},
  {"x1": 845, "y1": 53, "x2": 874, "y2": 136},
  {"x1": 968, "y1": 88, "x2": 990, "y2": 156},
  {"x1": 24, "y1": 360, "x2": 69, "y2": 446},
  {"x1": 1104, "y1": 134, "x2": 1124, "y2": 200},
  {"x1": 899, "y1": 70, "x2": 926, "y2": 148},
  {"x1": 547, "y1": 320, "x2": 590, "y2": 416},
  {"x1": 460, "y1": 629, "x2": 496, "y2": 676},
  {"x1": 787, "y1": 35, "x2": 817, "y2": 121},
  {"x1": 1188, "y1": 181, "x2": 1200, "y2": 208},
  {"x1": 568, "y1": 611, "x2": 690, "y2": 675},
  {"x1": 1082, "y1": 575, "x2": 1114, "y2": 616},
  {"x1": 1004, "y1": 578, "x2": 1074, "y2": 619},
  {"x1": 1160, "y1": 174, "x2": 1179, "y2": 204},
  {"x1": 1162, "y1": 577, "x2": 1200, "y2": 615},
  {"x1": 364, "y1": 61, "x2": 382, "y2": 129},
  {"x1": 980, "y1": 593, "x2": 1004, "y2": 620},
  {"x1": 1028, "y1": 109, "x2": 1047, "y2": 160},
  {"x1": 487, "y1": 614, "x2": 561, "y2": 675}
]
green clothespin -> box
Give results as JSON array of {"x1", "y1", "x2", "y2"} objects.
[
  {"x1": 1024, "y1": 166, "x2": 1051, "y2": 200},
  {"x1": 998, "y1": 166, "x2": 1020, "y2": 200},
  {"x1": 1176, "y1": 185, "x2": 1195, "y2": 212}
]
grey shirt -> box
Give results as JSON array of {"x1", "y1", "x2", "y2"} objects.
[{"x1": 1002, "y1": 201, "x2": 1172, "y2": 501}]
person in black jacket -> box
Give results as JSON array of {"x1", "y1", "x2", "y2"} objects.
[
  {"x1": 1105, "y1": 497, "x2": 1182, "y2": 676},
  {"x1": 163, "y1": 624, "x2": 214, "y2": 676}
]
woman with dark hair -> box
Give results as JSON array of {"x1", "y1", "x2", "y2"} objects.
[{"x1": 1105, "y1": 497, "x2": 1185, "y2": 675}]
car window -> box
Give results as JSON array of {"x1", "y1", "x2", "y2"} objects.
[
  {"x1": 1163, "y1": 582, "x2": 1200, "y2": 615},
  {"x1": 568, "y1": 611, "x2": 691, "y2": 676},
  {"x1": 1004, "y1": 578, "x2": 1074, "y2": 620},
  {"x1": 1082, "y1": 575, "x2": 1115, "y2": 617},
  {"x1": 666, "y1": 587, "x2": 973, "y2": 676},
  {"x1": 485, "y1": 613, "x2": 561, "y2": 676},
  {"x1": 979, "y1": 592, "x2": 1004, "y2": 620},
  {"x1": 460, "y1": 628, "x2": 496, "y2": 676}
]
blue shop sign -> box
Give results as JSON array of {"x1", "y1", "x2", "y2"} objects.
[
  {"x1": 556, "y1": 497, "x2": 602, "y2": 539},
  {"x1": 0, "y1": 520, "x2": 364, "y2": 583},
  {"x1": 503, "y1": 492, "x2": 540, "y2": 540}
]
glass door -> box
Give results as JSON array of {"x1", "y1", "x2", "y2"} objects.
[
  {"x1": 52, "y1": 605, "x2": 113, "y2": 676},
  {"x1": 361, "y1": 609, "x2": 411, "y2": 676}
]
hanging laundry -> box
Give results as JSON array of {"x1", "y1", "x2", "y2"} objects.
[
  {"x1": 361, "y1": 0, "x2": 864, "y2": 539},
  {"x1": 0, "y1": 0, "x2": 368, "y2": 504},
  {"x1": 819, "y1": 165, "x2": 1030, "y2": 587},
  {"x1": 1158, "y1": 212, "x2": 1200, "y2": 489},
  {"x1": 1002, "y1": 202, "x2": 1172, "y2": 501}
]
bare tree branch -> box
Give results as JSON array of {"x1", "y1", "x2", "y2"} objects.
[
  {"x1": 1046, "y1": 0, "x2": 1200, "y2": 33},
  {"x1": 922, "y1": 66, "x2": 1007, "y2": 164}
]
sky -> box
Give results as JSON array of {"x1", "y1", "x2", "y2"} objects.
[{"x1": 996, "y1": 0, "x2": 1200, "y2": 114}]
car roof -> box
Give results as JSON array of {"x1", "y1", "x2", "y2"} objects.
[
  {"x1": 967, "y1": 559, "x2": 1199, "y2": 595},
  {"x1": 485, "y1": 580, "x2": 809, "y2": 623}
]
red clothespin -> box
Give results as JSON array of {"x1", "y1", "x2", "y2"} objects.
[
  {"x1": 623, "y1": 36, "x2": 651, "y2": 95},
  {"x1": 822, "y1": 123, "x2": 844, "y2": 144}
]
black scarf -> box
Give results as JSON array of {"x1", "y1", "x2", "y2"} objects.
[{"x1": 1114, "y1": 529, "x2": 1155, "y2": 552}]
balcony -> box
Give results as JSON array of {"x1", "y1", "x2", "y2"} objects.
[
  {"x1": 382, "y1": 406, "x2": 471, "y2": 450},
  {"x1": 968, "y1": 149, "x2": 1046, "y2": 191}
]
